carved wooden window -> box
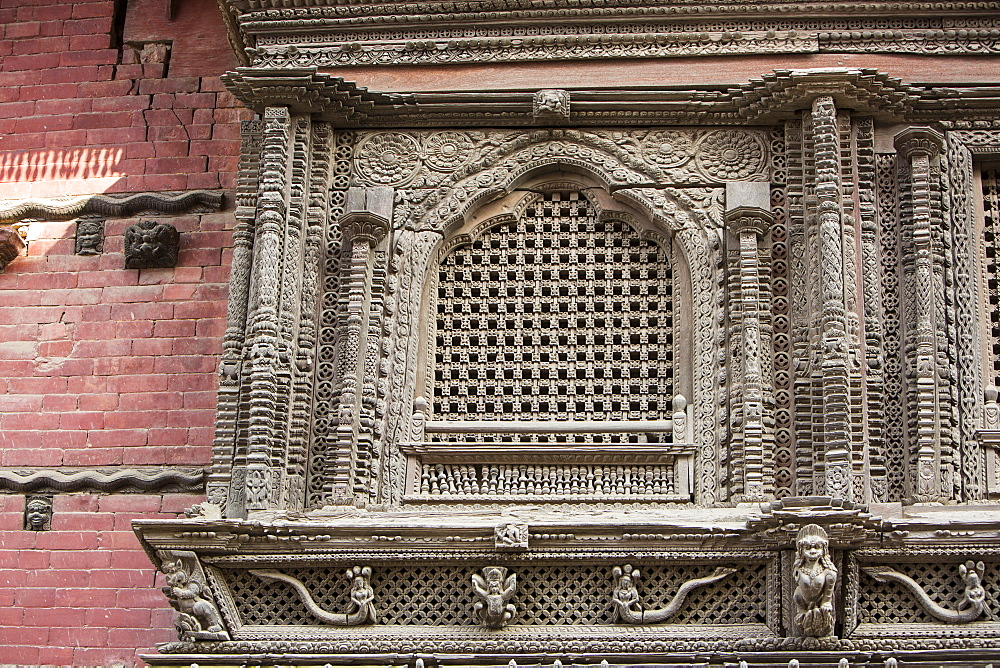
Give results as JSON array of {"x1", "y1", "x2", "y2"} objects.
[
  {"x1": 432, "y1": 191, "x2": 674, "y2": 439},
  {"x1": 401, "y1": 190, "x2": 692, "y2": 502}
]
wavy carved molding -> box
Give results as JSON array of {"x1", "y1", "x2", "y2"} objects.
[
  {"x1": 0, "y1": 467, "x2": 206, "y2": 494},
  {"x1": 0, "y1": 190, "x2": 224, "y2": 224}
]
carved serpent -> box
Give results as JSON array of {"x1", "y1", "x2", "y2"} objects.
[
  {"x1": 613, "y1": 566, "x2": 737, "y2": 624},
  {"x1": 863, "y1": 561, "x2": 987, "y2": 624},
  {"x1": 251, "y1": 567, "x2": 377, "y2": 626}
]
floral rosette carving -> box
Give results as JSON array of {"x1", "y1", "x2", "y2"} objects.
[
  {"x1": 355, "y1": 132, "x2": 421, "y2": 186},
  {"x1": 695, "y1": 130, "x2": 767, "y2": 180},
  {"x1": 641, "y1": 130, "x2": 695, "y2": 168},
  {"x1": 423, "y1": 132, "x2": 475, "y2": 171}
]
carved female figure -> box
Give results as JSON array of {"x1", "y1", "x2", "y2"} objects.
[
  {"x1": 792, "y1": 524, "x2": 837, "y2": 637},
  {"x1": 349, "y1": 565, "x2": 377, "y2": 622}
]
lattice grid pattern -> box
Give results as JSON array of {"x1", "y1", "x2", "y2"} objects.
[
  {"x1": 983, "y1": 169, "x2": 1000, "y2": 390},
  {"x1": 432, "y1": 192, "x2": 673, "y2": 442},
  {"x1": 224, "y1": 561, "x2": 765, "y2": 626},
  {"x1": 858, "y1": 560, "x2": 1000, "y2": 624}
]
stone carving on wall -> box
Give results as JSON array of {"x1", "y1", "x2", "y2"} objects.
[
  {"x1": 23, "y1": 495, "x2": 51, "y2": 531},
  {"x1": 74, "y1": 218, "x2": 104, "y2": 255},
  {"x1": 159, "y1": 550, "x2": 229, "y2": 641},
  {"x1": 124, "y1": 220, "x2": 180, "y2": 269},
  {"x1": 472, "y1": 566, "x2": 517, "y2": 628},
  {"x1": 0, "y1": 190, "x2": 222, "y2": 224},
  {"x1": 863, "y1": 561, "x2": 987, "y2": 624},
  {"x1": 252, "y1": 566, "x2": 378, "y2": 625},
  {"x1": 611, "y1": 564, "x2": 737, "y2": 624},
  {"x1": 792, "y1": 524, "x2": 838, "y2": 637}
]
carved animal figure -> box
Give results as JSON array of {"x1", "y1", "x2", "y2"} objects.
[
  {"x1": 472, "y1": 566, "x2": 517, "y2": 628},
  {"x1": 864, "y1": 560, "x2": 987, "y2": 624},
  {"x1": 611, "y1": 563, "x2": 736, "y2": 624},
  {"x1": 251, "y1": 565, "x2": 377, "y2": 626},
  {"x1": 124, "y1": 220, "x2": 179, "y2": 269},
  {"x1": 792, "y1": 524, "x2": 837, "y2": 637},
  {"x1": 161, "y1": 559, "x2": 226, "y2": 636}
]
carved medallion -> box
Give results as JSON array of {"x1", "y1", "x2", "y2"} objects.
[
  {"x1": 423, "y1": 132, "x2": 474, "y2": 172},
  {"x1": 696, "y1": 130, "x2": 767, "y2": 180},
  {"x1": 356, "y1": 132, "x2": 421, "y2": 186},
  {"x1": 641, "y1": 130, "x2": 695, "y2": 168}
]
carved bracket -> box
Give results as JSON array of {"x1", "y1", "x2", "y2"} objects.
[
  {"x1": 611, "y1": 563, "x2": 736, "y2": 624},
  {"x1": 472, "y1": 566, "x2": 517, "y2": 628},
  {"x1": 157, "y1": 549, "x2": 230, "y2": 641},
  {"x1": 863, "y1": 561, "x2": 987, "y2": 624},
  {"x1": 251, "y1": 565, "x2": 377, "y2": 626}
]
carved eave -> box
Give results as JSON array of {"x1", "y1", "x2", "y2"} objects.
[
  {"x1": 731, "y1": 68, "x2": 922, "y2": 122},
  {"x1": 746, "y1": 496, "x2": 883, "y2": 547},
  {"x1": 220, "y1": 67, "x2": 410, "y2": 126}
]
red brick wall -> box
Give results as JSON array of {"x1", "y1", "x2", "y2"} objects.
[
  {"x1": 0, "y1": 211, "x2": 234, "y2": 665},
  {"x1": 0, "y1": 0, "x2": 245, "y2": 664},
  {"x1": 0, "y1": 0, "x2": 248, "y2": 200}
]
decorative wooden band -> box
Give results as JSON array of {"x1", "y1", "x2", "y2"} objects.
[
  {"x1": 0, "y1": 190, "x2": 224, "y2": 223},
  {"x1": 0, "y1": 468, "x2": 206, "y2": 493}
]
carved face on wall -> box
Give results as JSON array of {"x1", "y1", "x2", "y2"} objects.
[{"x1": 25, "y1": 497, "x2": 52, "y2": 531}]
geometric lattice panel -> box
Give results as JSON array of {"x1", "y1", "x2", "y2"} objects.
[
  {"x1": 223, "y1": 561, "x2": 765, "y2": 627},
  {"x1": 858, "y1": 560, "x2": 1000, "y2": 624},
  {"x1": 433, "y1": 191, "x2": 674, "y2": 442},
  {"x1": 983, "y1": 168, "x2": 1000, "y2": 391}
]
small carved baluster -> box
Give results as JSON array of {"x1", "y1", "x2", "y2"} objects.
[{"x1": 420, "y1": 468, "x2": 431, "y2": 494}]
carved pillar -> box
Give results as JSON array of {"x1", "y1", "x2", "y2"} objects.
[
  {"x1": 726, "y1": 183, "x2": 775, "y2": 501},
  {"x1": 208, "y1": 120, "x2": 263, "y2": 515},
  {"x1": 811, "y1": 96, "x2": 854, "y2": 500},
  {"x1": 242, "y1": 107, "x2": 291, "y2": 513},
  {"x1": 329, "y1": 187, "x2": 392, "y2": 502},
  {"x1": 895, "y1": 127, "x2": 947, "y2": 502}
]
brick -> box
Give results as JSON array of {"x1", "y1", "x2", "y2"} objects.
[
  {"x1": 0, "y1": 394, "x2": 43, "y2": 411},
  {"x1": 53, "y1": 494, "x2": 99, "y2": 513},
  {"x1": 118, "y1": 391, "x2": 183, "y2": 411},
  {"x1": 4, "y1": 52, "x2": 61, "y2": 71},
  {"x1": 49, "y1": 548, "x2": 112, "y2": 568},
  {"x1": 92, "y1": 355, "x2": 154, "y2": 376},
  {"x1": 104, "y1": 410, "x2": 166, "y2": 429},
  {"x1": 33, "y1": 357, "x2": 95, "y2": 377},
  {"x1": 152, "y1": 319, "x2": 195, "y2": 337},
  {"x1": 1, "y1": 412, "x2": 61, "y2": 430},
  {"x1": 54, "y1": 586, "x2": 116, "y2": 608},
  {"x1": 146, "y1": 427, "x2": 188, "y2": 446},
  {"x1": 62, "y1": 17, "x2": 112, "y2": 36},
  {"x1": 129, "y1": 338, "x2": 173, "y2": 356},
  {"x1": 73, "y1": 338, "x2": 132, "y2": 358},
  {"x1": 73, "y1": 111, "x2": 135, "y2": 130},
  {"x1": 85, "y1": 605, "x2": 151, "y2": 629},
  {"x1": 91, "y1": 94, "x2": 151, "y2": 112},
  {"x1": 101, "y1": 284, "x2": 163, "y2": 303},
  {"x1": 146, "y1": 156, "x2": 207, "y2": 173},
  {"x1": 85, "y1": 429, "x2": 147, "y2": 448},
  {"x1": 41, "y1": 394, "x2": 78, "y2": 410},
  {"x1": 59, "y1": 412, "x2": 105, "y2": 430},
  {"x1": 113, "y1": 63, "x2": 144, "y2": 80},
  {"x1": 16, "y1": 549, "x2": 49, "y2": 570},
  {"x1": 24, "y1": 567, "x2": 89, "y2": 587},
  {"x1": 138, "y1": 77, "x2": 200, "y2": 94},
  {"x1": 109, "y1": 302, "x2": 174, "y2": 321},
  {"x1": 48, "y1": 625, "x2": 108, "y2": 646},
  {"x1": 60, "y1": 448, "x2": 123, "y2": 466},
  {"x1": 167, "y1": 373, "x2": 216, "y2": 392},
  {"x1": 5, "y1": 21, "x2": 40, "y2": 38},
  {"x1": 75, "y1": 393, "x2": 117, "y2": 412},
  {"x1": 69, "y1": 32, "x2": 112, "y2": 50}
]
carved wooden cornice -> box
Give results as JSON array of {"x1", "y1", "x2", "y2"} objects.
[
  {"x1": 220, "y1": 67, "x2": 405, "y2": 125},
  {"x1": 219, "y1": 66, "x2": 1000, "y2": 127},
  {"x1": 217, "y1": 0, "x2": 1000, "y2": 69},
  {"x1": 0, "y1": 190, "x2": 224, "y2": 224}
]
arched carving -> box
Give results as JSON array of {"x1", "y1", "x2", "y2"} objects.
[{"x1": 380, "y1": 140, "x2": 726, "y2": 504}]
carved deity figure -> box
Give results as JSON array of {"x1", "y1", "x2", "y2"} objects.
[
  {"x1": 611, "y1": 565, "x2": 642, "y2": 619},
  {"x1": 161, "y1": 558, "x2": 227, "y2": 639},
  {"x1": 124, "y1": 220, "x2": 180, "y2": 269},
  {"x1": 75, "y1": 218, "x2": 104, "y2": 255},
  {"x1": 472, "y1": 566, "x2": 517, "y2": 628},
  {"x1": 792, "y1": 524, "x2": 837, "y2": 637},
  {"x1": 348, "y1": 565, "x2": 377, "y2": 622},
  {"x1": 24, "y1": 496, "x2": 51, "y2": 531}
]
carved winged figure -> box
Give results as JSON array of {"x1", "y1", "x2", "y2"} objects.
[
  {"x1": 472, "y1": 566, "x2": 517, "y2": 628},
  {"x1": 251, "y1": 565, "x2": 377, "y2": 626},
  {"x1": 792, "y1": 524, "x2": 837, "y2": 637},
  {"x1": 611, "y1": 563, "x2": 736, "y2": 624},
  {"x1": 863, "y1": 560, "x2": 987, "y2": 624},
  {"x1": 161, "y1": 558, "x2": 227, "y2": 639}
]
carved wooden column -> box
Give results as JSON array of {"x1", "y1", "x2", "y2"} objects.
[
  {"x1": 811, "y1": 95, "x2": 854, "y2": 500},
  {"x1": 895, "y1": 127, "x2": 947, "y2": 503},
  {"x1": 329, "y1": 187, "x2": 391, "y2": 501},
  {"x1": 243, "y1": 106, "x2": 292, "y2": 513},
  {"x1": 726, "y1": 184, "x2": 775, "y2": 501}
]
